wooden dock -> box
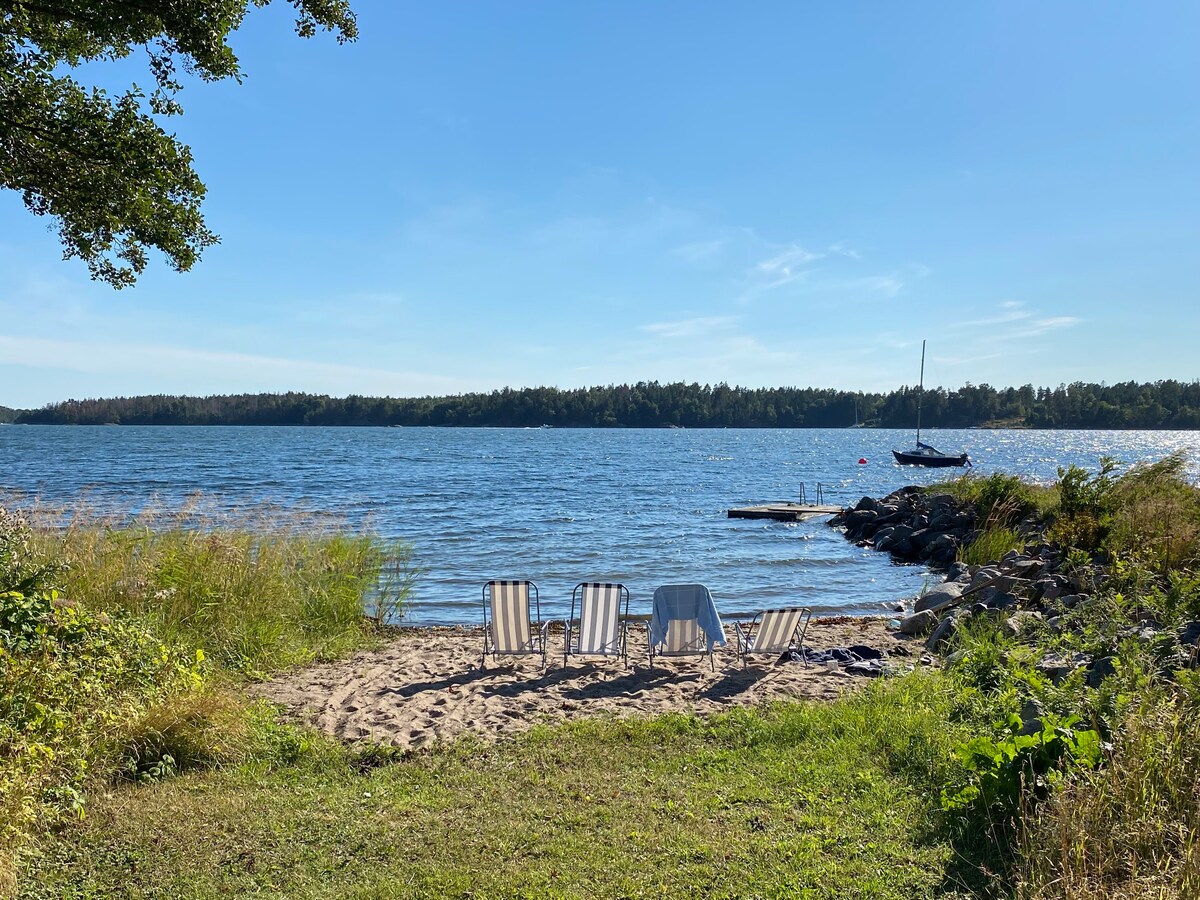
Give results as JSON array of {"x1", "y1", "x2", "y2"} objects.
[{"x1": 727, "y1": 503, "x2": 842, "y2": 522}]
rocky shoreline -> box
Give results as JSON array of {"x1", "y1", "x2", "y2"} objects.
[{"x1": 829, "y1": 485, "x2": 1200, "y2": 687}]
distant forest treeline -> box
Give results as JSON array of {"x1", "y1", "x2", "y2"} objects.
[{"x1": 11, "y1": 380, "x2": 1200, "y2": 429}]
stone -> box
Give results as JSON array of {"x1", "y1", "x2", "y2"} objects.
[
  {"x1": 925, "y1": 614, "x2": 958, "y2": 652},
  {"x1": 1178, "y1": 620, "x2": 1200, "y2": 647},
  {"x1": 986, "y1": 592, "x2": 1019, "y2": 611},
  {"x1": 946, "y1": 561, "x2": 971, "y2": 582},
  {"x1": 1085, "y1": 656, "x2": 1118, "y2": 687},
  {"x1": 1036, "y1": 652, "x2": 1083, "y2": 683},
  {"x1": 898, "y1": 609, "x2": 938, "y2": 636},
  {"x1": 1011, "y1": 559, "x2": 1044, "y2": 578},
  {"x1": 854, "y1": 496, "x2": 880, "y2": 512},
  {"x1": 1017, "y1": 698, "x2": 1044, "y2": 736},
  {"x1": 1003, "y1": 611, "x2": 1043, "y2": 637},
  {"x1": 971, "y1": 566, "x2": 1002, "y2": 588},
  {"x1": 873, "y1": 526, "x2": 896, "y2": 551},
  {"x1": 915, "y1": 582, "x2": 965, "y2": 613}
]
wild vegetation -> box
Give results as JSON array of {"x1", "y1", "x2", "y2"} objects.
[
  {"x1": 6, "y1": 455, "x2": 1200, "y2": 897},
  {"x1": 14, "y1": 377, "x2": 1200, "y2": 428},
  {"x1": 0, "y1": 503, "x2": 414, "y2": 895}
]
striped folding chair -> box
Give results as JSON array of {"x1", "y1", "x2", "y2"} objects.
[
  {"x1": 564, "y1": 582, "x2": 630, "y2": 667},
  {"x1": 482, "y1": 580, "x2": 549, "y2": 670},
  {"x1": 648, "y1": 583, "x2": 725, "y2": 671},
  {"x1": 732, "y1": 606, "x2": 813, "y2": 668}
]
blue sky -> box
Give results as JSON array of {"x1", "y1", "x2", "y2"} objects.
[{"x1": 2, "y1": 1, "x2": 1198, "y2": 409}]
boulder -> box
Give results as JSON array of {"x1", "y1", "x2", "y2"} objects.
[
  {"x1": 898, "y1": 610, "x2": 938, "y2": 636},
  {"x1": 1017, "y1": 698, "x2": 1044, "y2": 736},
  {"x1": 914, "y1": 582, "x2": 965, "y2": 613},
  {"x1": 1036, "y1": 652, "x2": 1085, "y2": 684},
  {"x1": 1178, "y1": 620, "x2": 1200, "y2": 647},
  {"x1": 946, "y1": 561, "x2": 971, "y2": 583},
  {"x1": 1085, "y1": 656, "x2": 1118, "y2": 687},
  {"x1": 925, "y1": 613, "x2": 959, "y2": 652},
  {"x1": 873, "y1": 526, "x2": 897, "y2": 551},
  {"x1": 985, "y1": 592, "x2": 1019, "y2": 611},
  {"x1": 1003, "y1": 611, "x2": 1043, "y2": 637},
  {"x1": 971, "y1": 566, "x2": 1002, "y2": 589}
]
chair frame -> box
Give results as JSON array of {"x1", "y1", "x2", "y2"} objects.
[
  {"x1": 564, "y1": 582, "x2": 631, "y2": 667},
  {"x1": 648, "y1": 583, "x2": 721, "y2": 672},
  {"x1": 732, "y1": 606, "x2": 813, "y2": 668},
  {"x1": 648, "y1": 619, "x2": 717, "y2": 671},
  {"x1": 481, "y1": 580, "x2": 549, "y2": 670}
]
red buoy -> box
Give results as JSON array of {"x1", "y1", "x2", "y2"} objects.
[{"x1": 858, "y1": 458, "x2": 868, "y2": 465}]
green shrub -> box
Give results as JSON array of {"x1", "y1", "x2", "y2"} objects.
[
  {"x1": 943, "y1": 714, "x2": 1103, "y2": 832},
  {"x1": 0, "y1": 589, "x2": 206, "y2": 875},
  {"x1": 1105, "y1": 452, "x2": 1200, "y2": 572},
  {"x1": 1048, "y1": 459, "x2": 1119, "y2": 554}
]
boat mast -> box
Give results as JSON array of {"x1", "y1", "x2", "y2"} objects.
[{"x1": 916, "y1": 339, "x2": 925, "y2": 445}]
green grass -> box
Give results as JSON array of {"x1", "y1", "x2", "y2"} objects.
[{"x1": 18, "y1": 675, "x2": 989, "y2": 900}]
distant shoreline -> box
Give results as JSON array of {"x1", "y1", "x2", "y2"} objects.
[{"x1": 8, "y1": 380, "x2": 1200, "y2": 430}]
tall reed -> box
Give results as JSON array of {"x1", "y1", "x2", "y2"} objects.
[{"x1": 25, "y1": 498, "x2": 419, "y2": 674}]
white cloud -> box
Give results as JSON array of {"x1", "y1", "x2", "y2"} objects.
[
  {"x1": 671, "y1": 239, "x2": 726, "y2": 263},
  {"x1": 751, "y1": 244, "x2": 824, "y2": 288},
  {"x1": 640, "y1": 316, "x2": 739, "y2": 339},
  {"x1": 0, "y1": 334, "x2": 472, "y2": 398}
]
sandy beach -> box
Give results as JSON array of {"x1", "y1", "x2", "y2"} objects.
[{"x1": 255, "y1": 617, "x2": 920, "y2": 749}]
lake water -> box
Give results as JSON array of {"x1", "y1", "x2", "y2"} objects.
[{"x1": 1, "y1": 426, "x2": 1196, "y2": 625}]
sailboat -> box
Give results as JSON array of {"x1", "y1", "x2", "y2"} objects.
[{"x1": 891, "y1": 340, "x2": 971, "y2": 468}]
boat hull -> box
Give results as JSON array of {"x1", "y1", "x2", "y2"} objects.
[{"x1": 892, "y1": 449, "x2": 970, "y2": 468}]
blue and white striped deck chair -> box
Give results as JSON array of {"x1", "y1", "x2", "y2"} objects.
[
  {"x1": 564, "y1": 582, "x2": 630, "y2": 667},
  {"x1": 733, "y1": 606, "x2": 812, "y2": 668},
  {"x1": 649, "y1": 583, "x2": 726, "y2": 671},
  {"x1": 481, "y1": 580, "x2": 549, "y2": 670}
]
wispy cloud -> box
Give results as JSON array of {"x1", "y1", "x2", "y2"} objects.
[
  {"x1": 0, "y1": 334, "x2": 472, "y2": 397},
  {"x1": 751, "y1": 244, "x2": 824, "y2": 289},
  {"x1": 836, "y1": 275, "x2": 904, "y2": 297},
  {"x1": 641, "y1": 315, "x2": 739, "y2": 339},
  {"x1": 671, "y1": 239, "x2": 727, "y2": 263}
]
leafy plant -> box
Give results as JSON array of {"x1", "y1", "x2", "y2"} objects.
[{"x1": 942, "y1": 714, "x2": 1104, "y2": 828}]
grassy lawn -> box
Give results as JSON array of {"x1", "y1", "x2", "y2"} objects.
[{"x1": 20, "y1": 676, "x2": 984, "y2": 899}]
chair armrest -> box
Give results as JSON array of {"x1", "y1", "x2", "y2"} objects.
[{"x1": 732, "y1": 621, "x2": 750, "y2": 653}]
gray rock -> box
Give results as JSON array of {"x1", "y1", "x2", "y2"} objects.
[
  {"x1": 1085, "y1": 656, "x2": 1118, "y2": 687},
  {"x1": 898, "y1": 609, "x2": 938, "y2": 636},
  {"x1": 925, "y1": 614, "x2": 958, "y2": 652},
  {"x1": 854, "y1": 496, "x2": 880, "y2": 513},
  {"x1": 915, "y1": 582, "x2": 965, "y2": 613},
  {"x1": 1011, "y1": 559, "x2": 1044, "y2": 578},
  {"x1": 986, "y1": 592, "x2": 1019, "y2": 611},
  {"x1": 1178, "y1": 620, "x2": 1200, "y2": 647},
  {"x1": 1017, "y1": 698, "x2": 1044, "y2": 736},
  {"x1": 873, "y1": 526, "x2": 896, "y2": 551},
  {"x1": 1036, "y1": 652, "x2": 1084, "y2": 683},
  {"x1": 1003, "y1": 611, "x2": 1043, "y2": 637},
  {"x1": 971, "y1": 566, "x2": 1002, "y2": 589},
  {"x1": 946, "y1": 561, "x2": 971, "y2": 582}
]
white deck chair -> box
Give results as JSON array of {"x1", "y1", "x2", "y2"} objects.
[
  {"x1": 649, "y1": 583, "x2": 725, "y2": 671},
  {"x1": 732, "y1": 606, "x2": 812, "y2": 668},
  {"x1": 564, "y1": 582, "x2": 630, "y2": 666},
  {"x1": 481, "y1": 580, "x2": 549, "y2": 669}
]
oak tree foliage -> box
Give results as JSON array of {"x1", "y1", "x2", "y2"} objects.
[{"x1": 0, "y1": 1, "x2": 356, "y2": 287}]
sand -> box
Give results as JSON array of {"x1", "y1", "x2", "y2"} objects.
[{"x1": 254, "y1": 618, "x2": 921, "y2": 749}]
